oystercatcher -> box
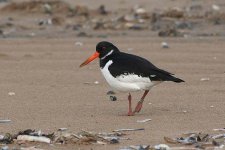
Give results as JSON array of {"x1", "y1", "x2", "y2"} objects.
[{"x1": 80, "y1": 41, "x2": 184, "y2": 116}]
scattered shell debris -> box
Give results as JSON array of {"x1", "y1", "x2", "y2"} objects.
[
  {"x1": 1, "y1": 128, "x2": 225, "y2": 149},
  {"x1": 200, "y1": 78, "x2": 210, "y2": 81},
  {"x1": 164, "y1": 131, "x2": 225, "y2": 149},
  {"x1": 113, "y1": 128, "x2": 145, "y2": 132},
  {"x1": 0, "y1": 128, "x2": 129, "y2": 148},
  {"x1": 213, "y1": 128, "x2": 225, "y2": 131},
  {"x1": 119, "y1": 145, "x2": 150, "y2": 150},
  {"x1": 1, "y1": 1, "x2": 225, "y2": 38},
  {"x1": 154, "y1": 144, "x2": 170, "y2": 150},
  {"x1": 0, "y1": 119, "x2": 11, "y2": 123},
  {"x1": 137, "y1": 119, "x2": 152, "y2": 123}
]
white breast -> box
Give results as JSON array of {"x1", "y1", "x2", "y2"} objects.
[{"x1": 100, "y1": 60, "x2": 161, "y2": 92}]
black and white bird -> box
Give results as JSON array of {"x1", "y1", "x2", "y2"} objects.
[{"x1": 80, "y1": 41, "x2": 184, "y2": 116}]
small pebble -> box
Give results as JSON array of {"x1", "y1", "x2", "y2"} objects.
[
  {"x1": 110, "y1": 96, "x2": 117, "y2": 101},
  {"x1": 75, "y1": 42, "x2": 83, "y2": 46},
  {"x1": 183, "y1": 110, "x2": 187, "y2": 113},
  {"x1": 127, "y1": 48, "x2": 133, "y2": 51},
  {"x1": 161, "y1": 42, "x2": 169, "y2": 48},
  {"x1": 94, "y1": 81, "x2": 99, "y2": 84},
  {"x1": 8, "y1": 92, "x2": 15, "y2": 96},
  {"x1": 210, "y1": 105, "x2": 214, "y2": 108},
  {"x1": 212, "y1": 4, "x2": 220, "y2": 11},
  {"x1": 200, "y1": 78, "x2": 210, "y2": 81}
]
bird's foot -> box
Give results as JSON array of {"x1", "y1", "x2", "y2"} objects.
[
  {"x1": 134, "y1": 101, "x2": 143, "y2": 113},
  {"x1": 127, "y1": 111, "x2": 134, "y2": 116}
]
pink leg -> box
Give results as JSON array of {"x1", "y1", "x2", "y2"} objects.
[
  {"x1": 127, "y1": 93, "x2": 134, "y2": 116},
  {"x1": 133, "y1": 90, "x2": 149, "y2": 113}
]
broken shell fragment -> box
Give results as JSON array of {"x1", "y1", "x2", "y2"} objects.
[
  {"x1": 17, "y1": 135, "x2": 51, "y2": 144},
  {"x1": 0, "y1": 119, "x2": 11, "y2": 123},
  {"x1": 154, "y1": 144, "x2": 170, "y2": 150},
  {"x1": 161, "y1": 42, "x2": 169, "y2": 48},
  {"x1": 137, "y1": 119, "x2": 152, "y2": 123},
  {"x1": 200, "y1": 78, "x2": 210, "y2": 81}
]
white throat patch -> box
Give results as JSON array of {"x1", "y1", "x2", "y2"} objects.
[{"x1": 101, "y1": 50, "x2": 114, "y2": 60}]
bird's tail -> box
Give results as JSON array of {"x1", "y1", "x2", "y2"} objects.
[{"x1": 170, "y1": 76, "x2": 185, "y2": 83}]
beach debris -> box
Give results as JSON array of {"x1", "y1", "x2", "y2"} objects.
[
  {"x1": 58, "y1": 128, "x2": 68, "y2": 132},
  {"x1": 8, "y1": 92, "x2": 15, "y2": 96},
  {"x1": 20, "y1": 146, "x2": 44, "y2": 150},
  {"x1": 119, "y1": 145, "x2": 149, "y2": 150},
  {"x1": 213, "y1": 128, "x2": 225, "y2": 131},
  {"x1": 94, "y1": 81, "x2": 99, "y2": 84},
  {"x1": 212, "y1": 134, "x2": 225, "y2": 139},
  {"x1": 154, "y1": 144, "x2": 170, "y2": 150},
  {"x1": 107, "y1": 90, "x2": 115, "y2": 95},
  {"x1": 161, "y1": 42, "x2": 169, "y2": 49},
  {"x1": 200, "y1": 78, "x2": 210, "y2": 81},
  {"x1": 0, "y1": 133, "x2": 13, "y2": 144},
  {"x1": 162, "y1": 7, "x2": 184, "y2": 18},
  {"x1": 0, "y1": 128, "x2": 129, "y2": 147},
  {"x1": 212, "y1": 4, "x2": 220, "y2": 11},
  {"x1": 110, "y1": 96, "x2": 117, "y2": 101},
  {"x1": 0, "y1": 119, "x2": 11, "y2": 123},
  {"x1": 75, "y1": 41, "x2": 83, "y2": 46},
  {"x1": 1, "y1": 146, "x2": 9, "y2": 150},
  {"x1": 158, "y1": 27, "x2": 183, "y2": 37},
  {"x1": 83, "y1": 81, "x2": 99, "y2": 85},
  {"x1": 53, "y1": 129, "x2": 127, "y2": 145},
  {"x1": 0, "y1": 1, "x2": 73, "y2": 15},
  {"x1": 98, "y1": 5, "x2": 108, "y2": 15},
  {"x1": 113, "y1": 128, "x2": 144, "y2": 132},
  {"x1": 164, "y1": 132, "x2": 225, "y2": 149},
  {"x1": 137, "y1": 119, "x2": 152, "y2": 123},
  {"x1": 17, "y1": 135, "x2": 51, "y2": 144}
]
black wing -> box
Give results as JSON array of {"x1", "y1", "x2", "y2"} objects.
[{"x1": 106, "y1": 52, "x2": 184, "y2": 82}]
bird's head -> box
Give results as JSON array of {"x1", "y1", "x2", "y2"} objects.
[{"x1": 80, "y1": 41, "x2": 119, "y2": 67}]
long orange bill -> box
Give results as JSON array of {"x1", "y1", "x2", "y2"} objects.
[{"x1": 80, "y1": 52, "x2": 100, "y2": 67}]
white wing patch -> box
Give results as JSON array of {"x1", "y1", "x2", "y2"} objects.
[{"x1": 116, "y1": 74, "x2": 151, "y2": 83}]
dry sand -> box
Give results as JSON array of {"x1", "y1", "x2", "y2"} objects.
[{"x1": 0, "y1": 37, "x2": 225, "y2": 149}]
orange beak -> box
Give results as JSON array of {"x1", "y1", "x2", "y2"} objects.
[{"x1": 80, "y1": 52, "x2": 100, "y2": 67}]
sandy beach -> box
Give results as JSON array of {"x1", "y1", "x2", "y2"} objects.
[{"x1": 0, "y1": 0, "x2": 225, "y2": 150}]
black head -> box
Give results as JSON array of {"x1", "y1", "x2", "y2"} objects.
[
  {"x1": 96, "y1": 41, "x2": 119, "y2": 59},
  {"x1": 80, "y1": 41, "x2": 119, "y2": 67}
]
